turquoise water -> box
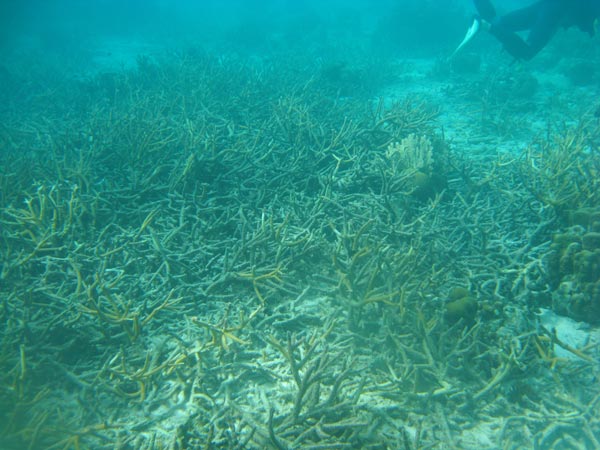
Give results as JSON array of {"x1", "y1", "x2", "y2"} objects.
[{"x1": 1, "y1": 1, "x2": 599, "y2": 449}]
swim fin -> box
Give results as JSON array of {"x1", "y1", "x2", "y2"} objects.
[
  {"x1": 473, "y1": 0, "x2": 496, "y2": 21},
  {"x1": 451, "y1": 17, "x2": 480, "y2": 58}
]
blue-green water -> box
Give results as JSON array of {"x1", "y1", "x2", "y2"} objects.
[{"x1": 1, "y1": 1, "x2": 599, "y2": 449}]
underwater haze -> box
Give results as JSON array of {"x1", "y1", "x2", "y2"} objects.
[
  {"x1": 2, "y1": 1, "x2": 471, "y2": 58},
  {"x1": 1, "y1": 0, "x2": 600, "y2": 449}
]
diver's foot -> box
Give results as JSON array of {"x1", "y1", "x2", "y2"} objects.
[
  {"x1": 478, "y1": 16, "x2": 491, "y2": 32},
  {"x1": 471, "y1": 14, "x2": 491, "y2": 32}
]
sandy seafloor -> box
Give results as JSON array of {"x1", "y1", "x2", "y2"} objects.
[{"x1": 0, "y1": 23, "x2": 600, "y2": 449}]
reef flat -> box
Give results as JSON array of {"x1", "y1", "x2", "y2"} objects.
[{"x1": 1, "y1": 44, "x2": 599, "y2": 449}]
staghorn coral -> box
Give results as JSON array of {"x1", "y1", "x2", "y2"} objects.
[{"x1": 2, "y1": 48, "x2": 599, "y2": 450}]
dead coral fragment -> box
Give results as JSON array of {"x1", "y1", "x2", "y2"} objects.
[
  {"x1": 385, "y1": 134, "x2": 447, "y2": 200},
  {"x1": 386, "y1": 133, "x2": 433, "y2": 173}
]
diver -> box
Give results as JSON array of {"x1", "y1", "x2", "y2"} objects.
[{"x1": 454, "y1": 0, "x2": 600, "y2": 60}]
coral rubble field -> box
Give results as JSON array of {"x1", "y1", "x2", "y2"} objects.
[{"x1": 1, "y1": 42, "x2": 600, "y2": 449}]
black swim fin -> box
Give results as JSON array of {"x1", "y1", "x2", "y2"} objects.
[{"x1": 473, "y1": 0, "x2": 496, "y2": 21}]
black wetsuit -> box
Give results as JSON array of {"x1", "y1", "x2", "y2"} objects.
[{"x1": 475, "y1": 0, "x2": 600, "y2": 60}]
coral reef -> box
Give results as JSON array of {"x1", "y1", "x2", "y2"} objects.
[{"x1": 0, "y1": 48, "x2": 598, "y2": 450}]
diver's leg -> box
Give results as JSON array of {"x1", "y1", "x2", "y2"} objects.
[
  {"x1": 488, "y1": 5, "x2": 539, "y2": 60},
  {"x1": 522, "y1": 8, "x2": 562, "y2": 58},
  {"x1": 489, "y1": 1, "x2": 559, "y2": 60},
  {"x1": 473, "y1": 0, "x2": 496, "y2": 21},
  {"x1": 487, "y1": 30, "x2": 532, "y2": 59},
  {"x1": 493, "y1": 2, "x2": 545, "y2": 32}
]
